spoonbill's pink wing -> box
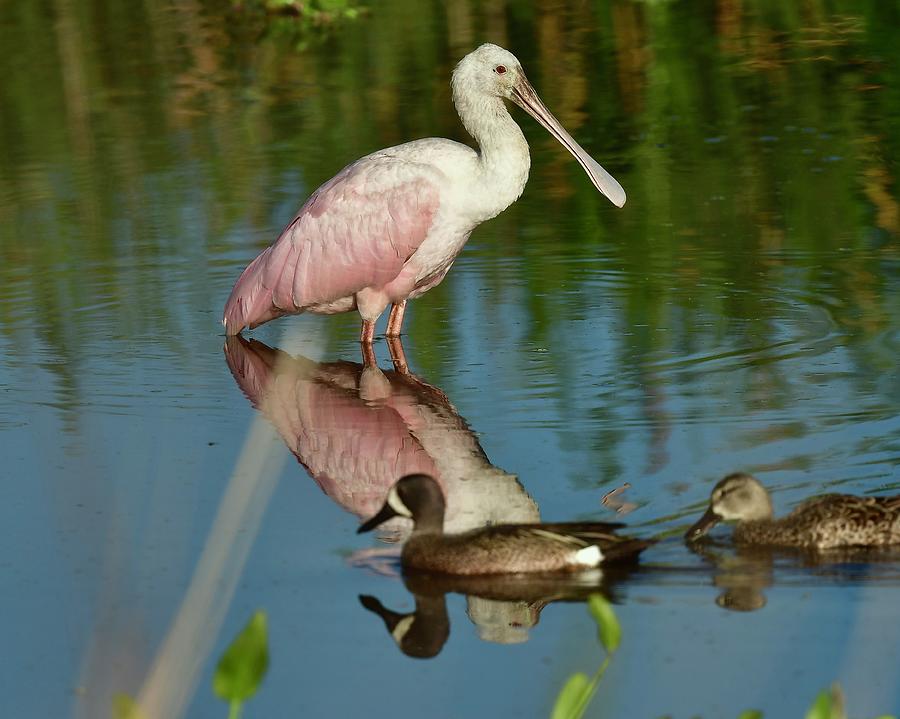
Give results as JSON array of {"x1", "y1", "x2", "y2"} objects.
[{"x1": 223, "y1": 155, "x2": 442, "y2": 334}]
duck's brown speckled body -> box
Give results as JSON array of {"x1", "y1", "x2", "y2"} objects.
[{"x1": 687, "y1": 473, "x2": 900, "y2": 549}]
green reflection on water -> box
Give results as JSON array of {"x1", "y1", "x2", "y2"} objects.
[{"x1": 1, "y1": 1, "x2": 896, "y2": 388}]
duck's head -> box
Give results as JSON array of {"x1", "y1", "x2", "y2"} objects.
[
  {"x1": 686, "y1": 473, "x2": 774, "y2": 541},
  {"x1": 358, "y1": 474, "x2": 446, "y2": 534}
]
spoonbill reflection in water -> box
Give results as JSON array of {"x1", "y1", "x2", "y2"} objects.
[{"x1": 223, "y1": 43, "x2": 626, "y2": 341}]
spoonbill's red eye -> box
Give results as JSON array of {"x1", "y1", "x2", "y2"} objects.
[{"x1": 495, "y1": 65, "x2": 507, "y2": 74}]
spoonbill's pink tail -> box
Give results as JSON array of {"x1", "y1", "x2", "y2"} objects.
[{"x1": 222, "y1": 247, "x2": 290, "y2": 335}]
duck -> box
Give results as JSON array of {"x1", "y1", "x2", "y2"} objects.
[
  {"x1": 685, "y1": 472, "x2": 900, "y2": 549},
  {"x1": 357, "y1": 474, "x2": 653, "y2": 574}
]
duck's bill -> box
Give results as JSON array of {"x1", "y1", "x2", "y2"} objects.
[
  {"x1": 512, "y1": 75, "x2": 626, "y2": 208},
  {"x1": 357, "y1": 502, "x2": 399, "y2": 534},
  {"x1": 685, "y1": 507, "x2": 721, "y2": 541}
]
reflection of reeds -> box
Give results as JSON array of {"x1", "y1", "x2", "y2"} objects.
[
  {"x1": 111, "y1": 329, "x2": 302, "y2": 719},
  {"x1": 3, "y1": 0, "x2": 895, "y2": 391},
  {"x1": 132, "y1": 380, "x2": 286, "y2": 717}
]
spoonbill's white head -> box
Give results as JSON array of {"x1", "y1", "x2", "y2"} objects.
[
  {"x1": 452, "y1": 43, "x2": 627, "y2": 208},
  {"x1": 452, "y1": 43, "x2": 524, "y2": 99}
]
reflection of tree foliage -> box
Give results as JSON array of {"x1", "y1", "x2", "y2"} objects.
[{"x1": 0, "y1": 0, "x2": 897, "y2": 422}]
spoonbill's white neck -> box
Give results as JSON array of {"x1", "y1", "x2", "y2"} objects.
[
  {"x1": 450, "y1": 43, "x2": 626, "y2": 209},
  {"x1": 453, "y1": 86, "x2": 528, "y2": 157},
  {"x1": 451, "y1": 81, "x2": 531, "y2": 214}
]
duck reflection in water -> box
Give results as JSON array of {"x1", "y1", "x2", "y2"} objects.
[
  {"x1": 688, "y1": 538, "x2": 900, "y2": 612},
  {"x1": 359, "y1": 567, "x2": 640, "y2": 658},
  {"x1": 224, "y1": 335, "x2": 539, "y2": 539},
  {"x1": 685, "y1": 541, "x2": 773, "y2": 612}
]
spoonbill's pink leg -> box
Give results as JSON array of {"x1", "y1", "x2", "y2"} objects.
[
  {"x1": 387, "y1": 337, "x2": 450, "y2": 401},
  {"x1": 386, "y1": 301, "x2": 407, "y2": 337},
  {"x1": 360, "y1": 319, "x2": 376, "y2": 344},
  {"x1": 386, "y1": 336, "x2": 410, "y2": 375},
  {"x1": 361, "y1": 340, "x2": 378, "y2": 368}
]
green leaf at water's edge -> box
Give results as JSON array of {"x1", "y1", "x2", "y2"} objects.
[
  {"x1": 112, "y1": 693, "x2": 146, "y2": 719},
  {"x1": 737, "y1": 711, "x2": 763, "y2": 719},
  {"x1": 804, "y1": 690, "x2": 832, "y2": 719},
  {"x1": 805, "y1": 685, "x2": 846, "y2": 719},
  {"x1": 213, "y1": 610, "x2": 270, "y2": 704},
  {"x1": 587, "y1": 594, "x2": 621, "y2": 654},
  {"x1": 551, "y1": 672, "x2": 592, "y2": 719}
]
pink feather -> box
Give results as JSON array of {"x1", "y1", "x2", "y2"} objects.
[{"x1": 223, "y1": 156, "x2": 441, "y2": 335}]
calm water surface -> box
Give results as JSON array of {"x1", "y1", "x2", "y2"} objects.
[{"x1": 1, "y1": 1, "x2": 899, "y2": 717}]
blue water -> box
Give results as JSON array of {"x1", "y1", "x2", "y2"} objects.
[{"x1": 1, "y1": 1, "x2": 899, "y2": 717}]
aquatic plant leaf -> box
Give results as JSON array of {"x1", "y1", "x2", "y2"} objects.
[
  {"x1": 551, "y1": 672, "x2": 592, "y2": 719},
  {"x1": 738, "y1": 711, "x2": 764, "y2": 719},
  {"x1": 805, "y1": 685, "x2": 846, "y2": 719},
  {"x1": 213, "y1": 610, "x2": 270, "y2": 703},
  {"x1": 112, "y1": 694, "x2": 146, "y2": 719},
  {"x1": 587, "y1": 594, "x2": 620, "y2": 653},
  {"x1": 805, "y1": 691, "x2": 831, "y2": 719}
]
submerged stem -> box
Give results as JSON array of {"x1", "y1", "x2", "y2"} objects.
[{"x1": 572, "y1": 656, "x2": 611, "y2": 718}]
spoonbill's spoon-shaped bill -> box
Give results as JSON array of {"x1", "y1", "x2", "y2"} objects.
[{"x1": 510, "y1": 77, "x2": 626, "y2": 208}]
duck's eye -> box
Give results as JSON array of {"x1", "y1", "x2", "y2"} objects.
[{"x1": 495, "y1": 65, "x2": 507, "y2": 74}]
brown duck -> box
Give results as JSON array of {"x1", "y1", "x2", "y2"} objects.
[
  {"x1": 686, "y1": 472, "x2": 900, "y2": 549},
  {"x1": 358, "y1": 474, "x2": 653, "y2": 574}
]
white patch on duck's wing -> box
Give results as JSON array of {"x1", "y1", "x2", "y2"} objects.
[
  {"x1": 574, "y1": 545, "x2": 604, "y2": 567},
  {"x1": 387, "y1": 487, "x2": 413, "y2": 518},
  {"x1": 391, "y1": 615, "x2": 415, "y2": 644}
]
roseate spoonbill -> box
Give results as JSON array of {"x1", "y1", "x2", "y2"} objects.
[{"x1": 222, "y1": 43, "x2": 626, "y2": 341}]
